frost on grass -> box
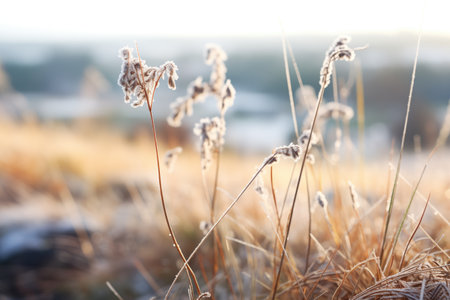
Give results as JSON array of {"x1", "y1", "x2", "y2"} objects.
[
  {"x1": 118, "y1": 47, "x2": 178, "y2": 107},
  {"x1": 167, "y1": 77, "x2": 209, "y2": 127},
  {"x1": 167, "y1": 44, "x2": 236, "y2": 126},
  {"x1": 263, "y1": 143, "x2": 303, "y2": 166},
  {"x1": 316, "y1": 191, "x2": 328, "y2": 209},
  {"x1": 298, "y1": 130, "x2": 319, "y2": 150},
  {"x1": 303, "y1": 101, "x2": 355, "y2": 132},
  {"x1": 164, "y1": 147, "x2": 183, "y2": 173},
  {"x1": 254, "y1": 173, "x2": 268, "y2": 200},
  {"x1": 320, "y1": 37, "x2": 355, "y2": 88},
  {"x1": 193, "y1": 117, "x2": 226, "y2": 170},
  {"x1": 319, "y1": 102, "x2": 354, "y2": 121},
  {"x1": 297, "y1": 85, "x2": 318, "y2": 113}
]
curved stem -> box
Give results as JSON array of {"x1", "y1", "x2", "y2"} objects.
[
  {"x1": 271, "y1": 77, "x2": 327, "y2": 299},
  {"x1": 379, "y1": 27, "x2": 422, "y2": 265},
  {"x1": 134, "y1": 44, "x2": 201, "y2": 296},
  {"x1": 165, "y1": 159, "x2": 270, "y2": 299},
  {"x1": 210, "y1": 147, "x2": 221, "y2": 298}
]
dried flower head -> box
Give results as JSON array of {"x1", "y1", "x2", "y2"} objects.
[
  {"x1": 167, "y1": 77, "x2": 209, "y2": 127},
  {"x1": 199, "y1": 221, "x2": 212, "y2": 235},
  {"x1": 320, "y1": 37, "x2": 355, "y2": 88},
  {"x1": 298, "y1": 130, "x2": 319, "y2": 150},
  {"x1": 296, "y1": 85, "x2": 317, "y2": 113},
  {"x1": 316, "y1": 191, "x2": 328, "y2": 209},
  {"x1": 167, "y1": 44, "x2": 235, "y2": 127},
  {"x1": 219, "y1": 79, "x2": 236, "y2": 116},
  {"x1": 193, "y1": 117, "x2": 226, "y2": 170},
  {"x1": 254, "y1": 173, "x2": 268, "y2": 200},
  {"x1": 205, "y1": 44, "x2": 228, "y2": 94},
  {"x1": 164, "y1": 147, "x2": 183, "y2": 173},
  {"x1": 306, "y1": 154, "x2": 316, "y2": 165},
  {"x1": 348, "y1": 181, "x2": 360, "y2": 209},
  {"x1": 118, "y1": 47, "x2": 178, "y2": 107},
  {"x1": 264, "y1": 143, "x2": 302, "y2": 166},
  {"x1": 319, "y1": 102, "x2": 354, "y2": 121}
]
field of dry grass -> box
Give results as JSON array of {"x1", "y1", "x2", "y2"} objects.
[{"x1": 0, "y1": 36, "x2": 449, "y2": 300}]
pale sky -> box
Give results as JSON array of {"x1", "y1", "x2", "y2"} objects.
[{"x1": 0, "y1": 0, "x2": 447, "y2": 41}]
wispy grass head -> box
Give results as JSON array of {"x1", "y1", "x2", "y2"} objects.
[
  {"x1": 193, "y1": 117, "x2": 226, "y2": 170},
  {"x1": 164, "y1": 147, "x2": 183, "y2": 173},
  {"x1": 264, "y1": 143, "x2": 303, "y2": 166},
  {"x1": 167, "y1": 77, "x2": 209, "y2": 127},
  {"x1": 297, "y1": 85, "x2": 317, "y2": 113},
  {"x1": 118, "y1": 47, "x2": 178, "y2": 107},
  {"x1": 167, "y1": 44, "x2": 235, "y2": 127},
  {"x1": 315, "y1": 191, "x2": 328, "y2": 209},
  {"x1": 206, "y1": 44, "x2": 228, "y2": 95},
  {"x1": 298, "y1": 130, "x2": 319, "y2": 149},
  {"x1": 219, "y1": 79, "x2": 236, "y2": 116},
  {"x1": 319, "y1": 102, "x2": 354, "y2": 121},
  {"x1": 320, "y1": 37, "x2": 355, "y2": 88}
]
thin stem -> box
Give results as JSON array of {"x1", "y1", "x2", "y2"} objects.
[
  {"x1": 271, "y1": 78, "x2": 327, "y2": 299},
  {"x1": 305, "y1": 249, "x2": 339, "y2": 300},
  {"x1": 286, "y1": 39, "x2": 304, "y2": 90},
  {"x1": 165, "y1": 160, "x2": 270, "y2": 299},
  {"x1": 270, "y1": 166, "x2": 282, "y2": 292},
  {"x1": 304, "y1": 167, "x2": 312, "y2": 274},
  {"x1": 355, "y1": 60, "x2": 366, "y2": 194},
  {"x1": 380, "y1": 26, "x2": 422, "y2": 264},
  {"x1": 383, "y1": 157, "x2": 429, "y2": 273},
  {"x1": 270, "y1": 166, "x2": 282, "y2": 233},
  {"x1": 135, "y1": 44, "x2": 201, "y2": 296},
  {"x1": 281, "y1": 33, "x2": 299, "y2": 139},
  {"x1": 399, "y1": 194, "x2": 430, "y2": 271},
  {"x1": 210, "y1": 148, "x2": 221, "y2": 298}
]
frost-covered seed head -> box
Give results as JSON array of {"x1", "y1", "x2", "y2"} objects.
[
  {"x1": 166, "y1": 77, "x2": 209, "y2": 127},
  {"x1": 167, "y1": 44, "x2": 235, "y2": 127},
  {"x1": 254, "y1": 174, "x2": 268, "y2": 200},
  {"x1": 117, "y1": 46, "x2": 178, "y2": 107},
  {"x1": 320, "y1": 37, "x2": 355, "y2": 88},
  {"x1": 199, "y1": 221, "x2": 211, "y2": 235},
  {"x1": 319, "y1": 102, "x2": 354, "y2": 121},
  {"x1": 348, "y1": 181, "x2": 360, "y2": 209},
  {"x1": 205, "y1": 44, "x2": 228, "y2": 65},
  {"x1": 264, "y1": 143, "x2": 303, "y2": 166},
  {"x1": 205, "y1": 44, "x2": 228, "y2": 94},
  {"x1": 316, "y1": 191, "x2": 328, "y2": 209},
  {"x1": 298, "y1": 130, "x2": 319, "y2": 149},
  {"x1": 219, "y1": 79, "x2": 236, "y2": 116},
  {"x1": 164, "y1": 147, "x2": 183, "y2": 173},
  {"x1": 194, "y1": 117, "x2": 226, "y2": 170},
  {"x1": 297, "y1": 85, "x2": 317, "y2": 113},
  {"x1": 306, "y1": 154, "x2": 315, "y2": 165}
]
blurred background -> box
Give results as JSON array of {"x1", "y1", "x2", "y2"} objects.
[{"x1": 0, "y1": 0, "x2": 449, "y2": 299}]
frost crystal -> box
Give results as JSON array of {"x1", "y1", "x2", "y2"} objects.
[
  {"x1": 320, "y1": 37, "x2": 355, "y2": 88},
  {"x1": 194, "y1": 117, "x2": 226, "y2": 170},
  {"x1": 118, "y1": 47, "x2": 178, "y2": 107}
]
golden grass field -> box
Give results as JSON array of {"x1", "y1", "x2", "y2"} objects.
[{"x1": 0, "y1": 37, "x2": 449, "y2": 300}]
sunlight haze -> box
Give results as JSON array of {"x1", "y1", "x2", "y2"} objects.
[{"x1": 0, "y1": 0, "x2": 446, "y2": 41}]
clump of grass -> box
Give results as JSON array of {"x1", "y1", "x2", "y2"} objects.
[{"x1": 111, "y1": 34, "x2": 449, "y2": 300}]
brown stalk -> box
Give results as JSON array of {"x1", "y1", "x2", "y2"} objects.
[
  {"x1": 270, "y1": 58, "x2": 330, "y2": 299},
  {"x1": 132, "y1": 258, "x2": 163, "y2": 296},
  {"x1": 135, "y1": 44, "x2": 201, "y2": 296},
  {"x1": 165, "y1": 159, "x2": 270, "y2": 299},
  {"x1": 305, "y1": 248, "x2": 339, "y2": 300},
  {"x1": 398, "y1": 194, "x2": 430, "y2": 271},
  {"x1": 304, "y1": 167, "x2": 312, "y2": 274}
]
